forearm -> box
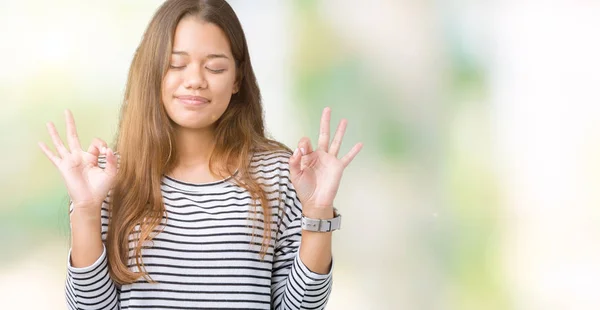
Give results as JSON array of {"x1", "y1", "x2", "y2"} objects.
[
  {"x1": 299, "y1": 206, "x2": 334, "y2": 274},
  {"x1": 272, "y1": 202, "x2": 334, "y2": 310},
  {"x1": 70, "y1": 207, "x2": 104, "y2": 268}
]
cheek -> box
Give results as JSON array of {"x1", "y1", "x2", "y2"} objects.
[
  {"x1": 162, "y1": 74, "x2": 179, "y2": 99},
  {"x1": 210, "y1": 74, "x2": 236, "y2": 98}
]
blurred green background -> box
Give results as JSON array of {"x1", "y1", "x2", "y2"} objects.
[{"x1": 2, "y1": 1, "x2": 600, "y2": 309}]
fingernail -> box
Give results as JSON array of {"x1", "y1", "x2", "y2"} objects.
[
  {"x1": 293, "y1": 148, "x2": 299, "y2": 157},
  {"x1": 101, "y1": 147, "x2": 106, "y2": 154},
  {"x1": 300, "y1": 147, "x2": 306, "y2": 155}
]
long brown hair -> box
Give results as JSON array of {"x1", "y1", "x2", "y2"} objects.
[{"x1": 107, "y1": 0, "x2": 291, "y2": 285}]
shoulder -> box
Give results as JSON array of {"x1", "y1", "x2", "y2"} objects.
[
  {"x1": 248, "y1": 150, "x2": 293, "y2": 185},
  {"x1": 250, "y1": 150, "x2": 292, "y2": 167}
]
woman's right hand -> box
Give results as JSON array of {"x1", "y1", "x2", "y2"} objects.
[{"x1": 38, "y1": 110, "x2": 118, "y2": 215}]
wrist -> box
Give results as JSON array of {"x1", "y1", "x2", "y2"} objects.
[
  {"x1": 302, "y1": 205, "x2": 334, "y2": 219},
  {"x1": 70, "y1": 203, "x2": 102, "y2": 220},
  {"x1": 70, "y1": 208, "x2": 102, "y2": 237}
]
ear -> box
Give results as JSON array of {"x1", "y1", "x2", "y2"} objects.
[
  {"x1": 232, "y1": 80, "x2": 240, "y2": 94},
  {"x1": 232, "y1": 66, "x2": 243, "y2": 94}
]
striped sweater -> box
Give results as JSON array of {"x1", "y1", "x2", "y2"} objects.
[{"x1": 65, "y1": 151, "x2": 333, "y2": 309}]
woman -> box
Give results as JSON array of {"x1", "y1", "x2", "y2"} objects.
[{"x1": 39, "y1": 0, "x2": 362, "y2": 309}]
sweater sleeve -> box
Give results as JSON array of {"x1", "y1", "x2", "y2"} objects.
[
  {"x1": 65, "y1": 202, "x2": 120, "y2": 310},
  {"x1": 270, "y1": 163, "x2": 333, "y2": 310}
]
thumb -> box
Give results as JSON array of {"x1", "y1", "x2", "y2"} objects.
[
  {"x1": 288, "y1": 148, "x2": 302, "y2": 181},
  {"x1": 82, "y1": 146, "x2": 100, "y2": 165},
  {"x1": 87, "y1": 144, "x2": 101, "y2": 157}
]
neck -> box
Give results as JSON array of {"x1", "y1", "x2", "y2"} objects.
[{"x1": 173, "y1": 125, "x2": 216, "y2": 169}]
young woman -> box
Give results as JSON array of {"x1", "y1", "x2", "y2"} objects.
[{"x1": 39, "y1": 0, "x2": 362, "y2": 309}]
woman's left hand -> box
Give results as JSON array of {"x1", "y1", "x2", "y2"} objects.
[{"x1": 288, "y1": 107, "x2": 363, "y2": 218}]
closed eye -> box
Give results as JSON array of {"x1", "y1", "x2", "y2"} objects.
[
  {"x1": 207, "y1": 68, "x2": 225, "y2": 73},
  {"x1": 168, "y1": 65, "x2": 225, "y2": 73}
]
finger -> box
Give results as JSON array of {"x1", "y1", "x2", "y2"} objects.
[
  {"x1": 329, "y1": 119, "x2": 347, "y2": 157},
  {"x1": 298, "y1": 137, "x2": 313, "y2": 155},
  {"x1": 103, "y1": 147, "x2": 118, "y2": 178},
  {"x1": 83, "y1": 146, "x2": 100, "y2": 165},
  {"x1": 82, "y1": 146, "x2": 101, "y2": 167},
  {"x1": 38, "y1": 142, "x2": 60, "y2": 166},
  {"x1": 87, "y1": 137, "x2": 108, "y2": 156},
  {"x1": 65, "y1": 110, "x2": 83, "y2": 152},
  {"x1": 341, "y1": 142, "x2": 363, "y2": 168},
  {"x1": 46, "y1": 122, "x2": 70, "y2": 157},
  {"x1": 298, "y1": 137, "x2": 314, "y2": 171},
  {"x1": 288, "y1": 148, "x2": 302, "y2": 180},
  {"x1": 85, "y1": 138, "x2": 108, "y2": 164},
  {"x1": 317, "y1": 107, "x2": 331, "y2": 152}
]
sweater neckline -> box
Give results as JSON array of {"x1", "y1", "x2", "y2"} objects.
[{"x1": 162, "y1": 170, "x2": 239, "y2": 191}]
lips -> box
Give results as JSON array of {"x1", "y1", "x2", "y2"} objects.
[{"x1": 176, "y1": 95, "x2": 210, "y2": 105}]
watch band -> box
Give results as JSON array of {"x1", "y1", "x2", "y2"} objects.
[{"x1": 300, "y1": 208, "x2": 342, "y2": 232}]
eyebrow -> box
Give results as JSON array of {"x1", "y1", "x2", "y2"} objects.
[{"x1": 171, "y1": 51, "x2": 229, "y2": 59}]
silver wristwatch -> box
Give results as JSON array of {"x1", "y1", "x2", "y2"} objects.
[{"x1": 300, "y1": 208, "x2": 342, "y2": 232}]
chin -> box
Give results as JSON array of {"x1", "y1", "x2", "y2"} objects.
[{"x1": 173, "y1": 118, "x2": 216, "y2": 130}]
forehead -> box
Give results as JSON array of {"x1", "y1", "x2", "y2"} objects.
[{"x1": 171, "y1": 17, "x2": 232, "y2": 58}]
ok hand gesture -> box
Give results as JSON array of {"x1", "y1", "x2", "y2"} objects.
[
  {"x1": 38, "y1": 110, "x2": 118, "y2": 214},
  {"x1": 288, "y1": 107, "x2": 363, "y2": 218}
]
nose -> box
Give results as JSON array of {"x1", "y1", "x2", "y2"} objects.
[{"x1": 184, "y1": 64, "x2": 208, "y2": 89}]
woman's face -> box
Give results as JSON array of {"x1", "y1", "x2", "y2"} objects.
[{"x1": 161, "y1": 16, "x2": 238, "y2": 131}]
